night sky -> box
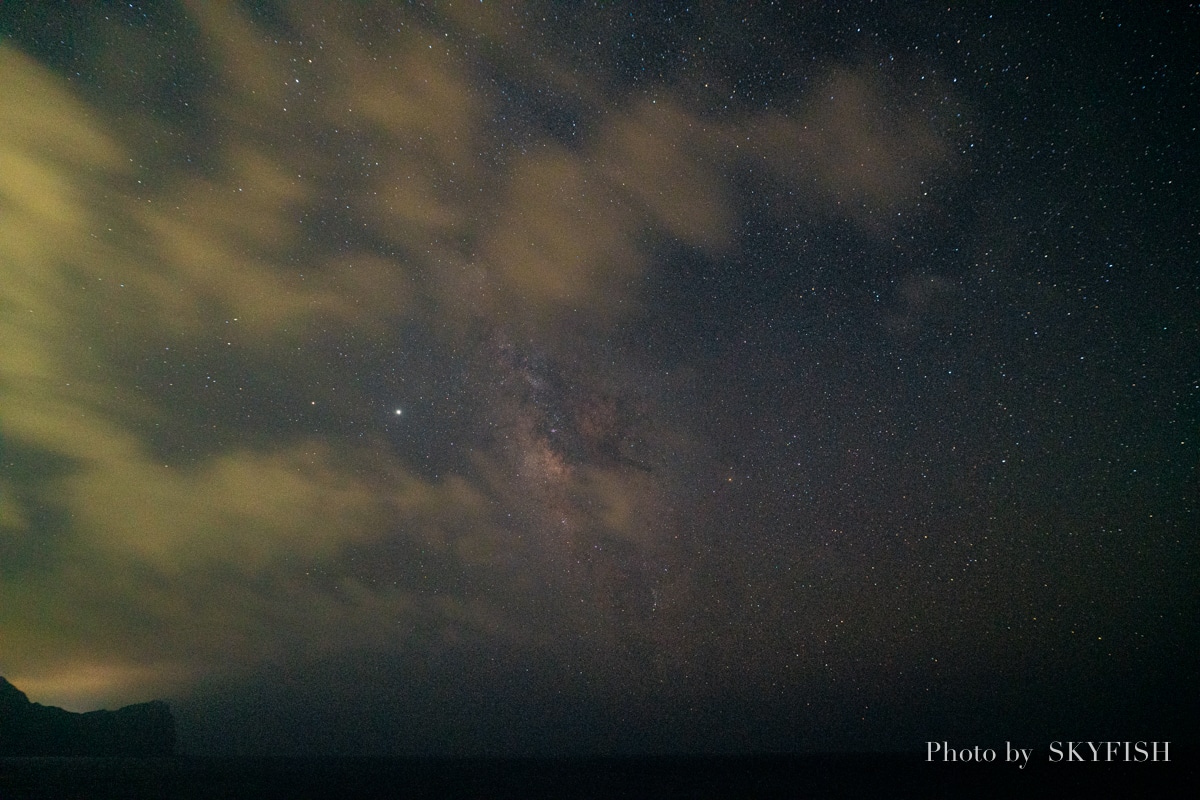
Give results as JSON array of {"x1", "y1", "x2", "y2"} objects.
[{"x1": 0, "y1": 2, "x2": 1195, "y2": 757}]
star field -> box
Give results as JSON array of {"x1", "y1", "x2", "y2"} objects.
[{"x1": 0, "y1": 1, "x2": 1194, "y2": 756}]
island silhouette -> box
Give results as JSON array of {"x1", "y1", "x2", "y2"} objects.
[{"x1": 0, "y1": 676, "x2": 174, "y2": 756}]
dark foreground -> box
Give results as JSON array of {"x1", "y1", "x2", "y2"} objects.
[{"x1": 0, "y1": 752, "x2": 1193, "y2": 799}]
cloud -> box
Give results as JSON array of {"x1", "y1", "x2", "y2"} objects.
[
  {"x1": 593, "y1": 98, "x2": 733, "y2": 252},
  {"x1": 0, "y1": 36, "x2": 474, "y2": 698},
  {"x1": 66, "y1": 442, "x2": 381, "y2": 572},
  {"x1": 474, "y1": 98, "x2": 734, "y2": 329},
  {"x1": 749, "y1": 66, "x2": 953, "y2": 232}
]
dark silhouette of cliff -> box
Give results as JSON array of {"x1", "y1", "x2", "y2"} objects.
[{"x1": 0, "y1": 676, "x2": 175, "y2": 756}]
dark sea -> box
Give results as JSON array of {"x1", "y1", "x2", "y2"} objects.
[{"x1": 0, "y1": 752, "x2": 1192, "y2": 798}]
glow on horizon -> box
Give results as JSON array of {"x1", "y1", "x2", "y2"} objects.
[{"x1": 4, "y1": 664, "x2": 182, "y2": 713}]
